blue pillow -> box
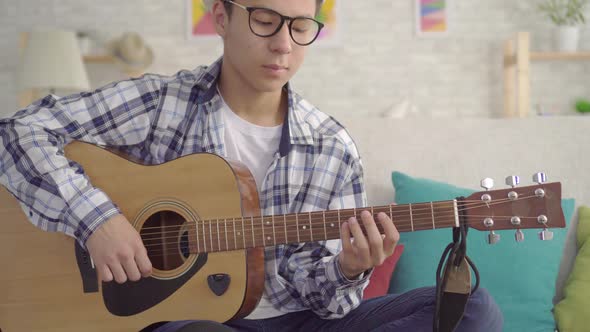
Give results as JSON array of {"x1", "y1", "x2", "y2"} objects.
[{"x1": 389, "y1": 171, "x2": 575, "y2": 332}]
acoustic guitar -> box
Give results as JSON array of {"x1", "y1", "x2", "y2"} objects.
[{"x1": 0, "y1": 141, "x2": 565, "y2": 331}]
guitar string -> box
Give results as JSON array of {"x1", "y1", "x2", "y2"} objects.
[
  {"x1": 137, "y1": 194, "x2": 541, "y2": 234},
  {"x1": 138, "y1": 196, "x2": 551, "y2": 252},
  {"x1": 141, "y1": 212, "x2": 543, "y2": 252},
  {"x1": 143, "y1": 203, "x2": 550, "y2": 257},
  {"x1": 138, "y1": 194, "x2": 544, "y2": 238},
  {"x1": 138, "y1": 212, "x2": 542, "y2": 245}
]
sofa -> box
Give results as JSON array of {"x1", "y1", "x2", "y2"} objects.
[{"x1": 338, "y1": 115, "x2": 590, "y2": 332}]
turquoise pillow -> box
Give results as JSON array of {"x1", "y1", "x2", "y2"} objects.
[{"x1": 389, "y1": 171, "x2": 575, "y2": 332}]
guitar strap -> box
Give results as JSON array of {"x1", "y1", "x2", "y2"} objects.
[{"x1": 433, "y1": 199, "x2": 480, "y2": 332}]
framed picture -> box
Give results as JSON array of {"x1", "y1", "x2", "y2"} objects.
[
  {"x1": 186, "y1": 0, "x2": 340, "y2": 44},
  {"x1": 315, "y1": 0, "x2": 340, "y2": 46},
  {"x1": 186, "y1": 0, "x2": 217, "y2": 41},
  {"x1": 415, "y1": 0, "x2": 451, "y2": 37}
]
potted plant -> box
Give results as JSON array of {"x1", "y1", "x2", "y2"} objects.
[{"x1": 538, "y1": 0, "x2": 589, "y2": 52}]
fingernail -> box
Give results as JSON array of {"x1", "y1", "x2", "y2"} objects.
[{"x1": 348, "y1": 217, "x2": 357, "y2": 224}]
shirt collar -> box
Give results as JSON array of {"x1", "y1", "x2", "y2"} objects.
[{"x1": 193, "y1": 57, "x2": 314, "y2": 156}]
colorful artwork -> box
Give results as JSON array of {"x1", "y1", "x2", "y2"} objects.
[
  {"x1": 416, "y1": 0, "x2": 451, "y2": 37},
  {"x1": 186, "y1": 0, "x2": 339, "y2": 43},
  {"x1": 187, "y1": 0, "x2": 216, "y2": 38},
  {"x1": 316, "y1": 0, "x2": 338, "y2": 42}
]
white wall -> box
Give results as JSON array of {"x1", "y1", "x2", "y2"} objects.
[{"x1": 2, "y1": 0, "x2": 590, "y2": 118}]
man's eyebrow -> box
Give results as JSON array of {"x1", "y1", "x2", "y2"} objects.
[{"x1": 254, "y1": 5, "x2": 315, "y2": 19}]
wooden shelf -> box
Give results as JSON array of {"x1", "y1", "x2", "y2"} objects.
[
  {"x1": 530, "y1": 52, "x2": 590, "y2": 61},
  {"x1": 503, "y1": 32, "x2": 590, "y2": 118}
]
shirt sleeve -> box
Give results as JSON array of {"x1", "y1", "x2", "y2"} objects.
[
  {"x1": 0, "y1": 75, "x2": 163, "y2": 247},
  {"x1": 279, "y1": 152, "x2": 372, "y2": 319}
]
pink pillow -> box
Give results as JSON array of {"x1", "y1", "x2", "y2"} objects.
[{"x1": 363, "y1": 244, "x2": 405, "y2": 299}]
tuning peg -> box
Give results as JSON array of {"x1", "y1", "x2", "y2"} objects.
[
  {"x1": 488, "y1": 231, "x2": 501, "y2": 245},
  {"x1": 515, "y1": 229, "x2": 525, "y2": 242},
  {"x1": 533, "y1": 172, "x2": 547, "y2": 184},
  {"x1": 505, "y1": 175, "x2": 520, "y2": 188},
  {"x1": 539, "y1": 228, "x2": 554, "y2": 241},
  {"x1": 480, "y1": 178, "x2": 494, "y2": 191}
]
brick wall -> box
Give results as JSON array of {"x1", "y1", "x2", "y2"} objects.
[{"x1": 1, "y1": 0, "x2": 589, "y2": 118}]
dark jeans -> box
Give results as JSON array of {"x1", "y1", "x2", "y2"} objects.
[{"x1": 150, "y1": 287, "x2": 503, "y2": 332}]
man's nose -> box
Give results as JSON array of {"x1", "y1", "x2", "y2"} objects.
[{"x1": 269, "y1": 22, "x2": 292, "y2": 54}]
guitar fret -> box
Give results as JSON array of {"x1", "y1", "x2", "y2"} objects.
[
  {"x1": 272, "y1": 215, "x2": 276, "y2": 245},
  {"x1": 224, "y1": 219, "x2": 228, "y2": 251},
  {"x1": 251, "y1": 216, "x2": 255, "y2": 247},
  {"x1": 233, "y1": 218, "x2": 237, "y2": 250},
  {"x1": 209, "y1": 219, "x2": 214, "y2": 252},
  {"x1": 309, "y1": 211, "x2": 313, "y2": 241},
  {"x1": 338, "y1": 209, "x2": 342, "y2": 239},
  {"x1": 261, "y1": 216, "x2": 266, "y2": 246},
  {"x1": 296, "y1": 213, "x2": 300, "y2": 242},
  {"x1": 389, "y1": 205, "x2": 392, "y2": 219},
  {"x1": 323, "y1": 211, "x2": 327, "y2": 240},
  {"x1": 431, "y1": 202, "x2": 435, "y2": 229},
  {"x1": 194, "y1": 221, "x2": 200, "y2": 253},
  {"x1": 202, "y1": 219, "x2": 207, "y2": 252},
  {"x1": 409, "y1": 203, "x2": 414, "y2": 231},
  {"x1": 284, "y1": 214, "x2": 288, "y2": 244},
  {"x1": 241, "y1": 217, "x2": 246, "y2": 249},
  {"x1": 216, "y1": 219, "x2": 221, "y2": 251}
]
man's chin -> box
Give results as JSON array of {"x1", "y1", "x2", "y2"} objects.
[{"x1": 255, "y1": 80, "x2": 289, "y2": 94}]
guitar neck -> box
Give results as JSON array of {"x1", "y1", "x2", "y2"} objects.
[{"x1": 187, "y1": 200, "x2": 458, "y2": 253}]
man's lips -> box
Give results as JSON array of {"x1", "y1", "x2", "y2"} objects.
[{"x1": 263, "y1": 64, "x2": 288, "y2": 71}]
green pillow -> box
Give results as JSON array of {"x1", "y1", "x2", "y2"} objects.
[
  {"x1": 554, "y1": 205, "x2": 590, "y2": 332},
  {"x1": 389, "y1": 171, "x2": 575, "y2": 332}
]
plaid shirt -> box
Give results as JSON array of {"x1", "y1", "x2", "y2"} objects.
[{"x1": 0, "y1": 57, "x2": 369, "y2": 319}]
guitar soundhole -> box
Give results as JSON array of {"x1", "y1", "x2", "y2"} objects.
[{"x1": 141, "y1": 210, "x2": 190, "y2": 271}]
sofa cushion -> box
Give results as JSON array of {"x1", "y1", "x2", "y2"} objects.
[
  {"x1": 554, "y1": 205, "x2": 590, "y2": 331},
  {"x1": 363, "y1": 244, "x2": 404, "y2": 300},
  {"x1": 388, "y1": 171, "x2": 575, "y2": 332}
]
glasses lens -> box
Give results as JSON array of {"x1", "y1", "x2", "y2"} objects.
[
  {"x1": 290, "y1": 18, "x2": 321, "y2": 45},
  {"x1": 250, "y1": 9, "x2": 282, "y2": 36}
]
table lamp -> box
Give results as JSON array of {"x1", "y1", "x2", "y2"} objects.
[{"x1": 18, "y1": 28, "x2": 90, "y2": 97}]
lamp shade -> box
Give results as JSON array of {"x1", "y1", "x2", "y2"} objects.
[{"x1": 18, "y1": 28, "x2": 90, "y2": 92}]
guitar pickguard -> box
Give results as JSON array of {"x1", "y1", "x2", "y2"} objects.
[{"x1": 102, "y1": 253, "x2": 208, "y2": 316}]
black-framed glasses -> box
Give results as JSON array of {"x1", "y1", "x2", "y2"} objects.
[{"x1": 223, "y1": 0, "x2": 325, "y2": 46}]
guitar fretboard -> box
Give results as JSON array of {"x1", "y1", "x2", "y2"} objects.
[{"x1": 187, "y1": 201, "x2": 458, "y2": 253}]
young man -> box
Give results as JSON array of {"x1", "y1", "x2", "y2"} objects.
[{"x1": 0, "y1": 0, "x2": 502, "y2": 331}]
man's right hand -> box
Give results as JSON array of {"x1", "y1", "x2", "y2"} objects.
[{"x1": 85, "y1": 214, "x2": 153, "y2": 283}]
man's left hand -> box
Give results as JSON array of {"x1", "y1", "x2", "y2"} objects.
[{"x1": 338, "y1": 210, "x2": 400, "y2": 279}]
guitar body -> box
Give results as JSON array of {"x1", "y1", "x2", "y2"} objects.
[{"x1": 0, "y1": 142, "x2": 264, "y2": 331}]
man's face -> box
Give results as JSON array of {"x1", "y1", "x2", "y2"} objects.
[{"x1": 215, "y1": 0, "x2": 317, "y2": 93}]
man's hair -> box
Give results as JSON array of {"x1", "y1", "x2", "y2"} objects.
[{"x1": 221, "y1": 0, "x2": 324, "y2": 17}]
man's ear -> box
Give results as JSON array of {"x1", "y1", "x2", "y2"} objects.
[{"x1": 211, "y1": 0, "x2": 228, "y2": 37}]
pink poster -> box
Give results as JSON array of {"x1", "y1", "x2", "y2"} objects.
[
  {"x1": 416, "y1": 0, "x2": 451, "y2": 37},
  {"x1": 187, "y1": 0, "x2": 340, "y2": 44}
]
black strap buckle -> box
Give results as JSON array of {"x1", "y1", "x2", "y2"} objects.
[{"x1": 433, "y1": 197, "x2": 480, "y2": 332}]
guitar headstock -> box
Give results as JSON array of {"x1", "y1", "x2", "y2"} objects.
[{"x1": 463, "y1": 173, "x2": 565, "y2": 244}]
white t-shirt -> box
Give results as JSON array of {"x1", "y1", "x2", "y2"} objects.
[{"x1": 218, "y1": 89, "x2": 287, "y2": 319}]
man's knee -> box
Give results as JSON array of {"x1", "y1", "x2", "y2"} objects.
[
  {"x1": 141, "y1": 320, "x2": 234, "y2": 332},
  {"x1": 464, "y1": 288, "x2": 503, "y2": 331}
]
